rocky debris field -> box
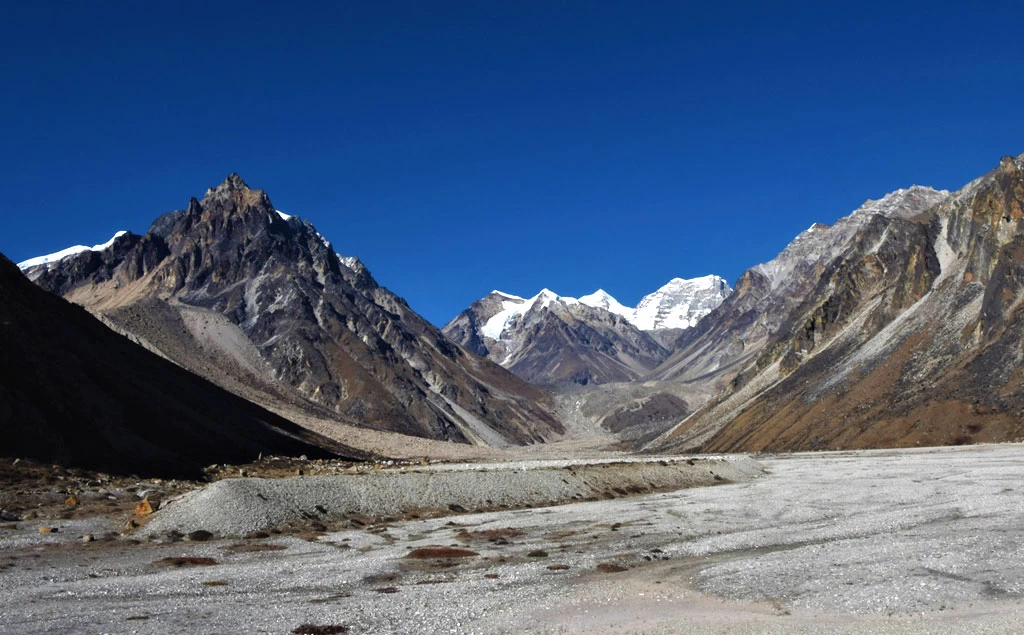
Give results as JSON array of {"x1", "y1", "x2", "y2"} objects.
[{"x1": 1, "y1": 444, "x2": 1023, "y2": 634}]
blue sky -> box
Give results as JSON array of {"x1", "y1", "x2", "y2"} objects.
[{"x1": 2, "y1": 2, "x2": 1022, "y2": 325}]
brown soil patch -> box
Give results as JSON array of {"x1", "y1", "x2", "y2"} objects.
[
  {"x1": 454, "y1": 528, "x2": 525, "y2": 543},
  {"x1": 292, "y1": 625, "x2": 349, "y2": 635},
  {"x1": 221, "y1": 543, "x2": 287, "y2": 553},
  {"x1": 405, "y1": 546, "x2": 478, "y2": 559},
  {"x1": 596, "y1": 563, "x2": 629, "y2": 573},
  {"x1": 152, "y1": 556, "x2": 218, "y2": 567}
]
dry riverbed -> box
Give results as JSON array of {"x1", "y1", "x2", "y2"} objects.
[{"x1": 1, "y1": 444, "x2": 1023, "y2": 633}]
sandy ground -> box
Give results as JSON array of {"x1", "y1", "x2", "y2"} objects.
[{"x1": 1, "y1": 444, "x2": 1023, "y2": 634}]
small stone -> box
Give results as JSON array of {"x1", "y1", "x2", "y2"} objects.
[
  {"x1": 295, "y1": 469, "x2": 304, "y2": 476},
  {"x1": 82, "y1": 533, "x2": 94, "y2": 543},
  {"x1": 135, "y1": 498, "x2": 154, "y2": 516},
  {"x1": 65, "y1": 496, "x2": 79, "y2": 507},
  {"x1": 38, "y1": 526, "x2": 58, "y2": 534}
]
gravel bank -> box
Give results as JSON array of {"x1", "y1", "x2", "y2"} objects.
[{"x1": 142, "y1": 456, "x2": 763, "y2": 537}]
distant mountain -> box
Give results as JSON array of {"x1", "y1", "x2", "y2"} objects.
[
  {"x1": 443, "y1": 278, "x2": 730, "y2": 386},
  {"x1": 653, "y1": 156, "x2": 1024, "y2": 453},
  {"x1": 0, "y1": 251, "x2": 354, "y2": 478},
  {"x1": 21, "y1": 175, "x2": 563, "y2": 448}
]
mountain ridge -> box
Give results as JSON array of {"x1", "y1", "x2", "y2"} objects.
[
  {"x1": 443, "y1": 277, "x2": 730, "y2": 386},
  {"x1": 22, "y1": 174, "x2": 564, "y2": 450},
  {"x1": 651, "y1": 156, "x2": 1024, "y2": 453}
]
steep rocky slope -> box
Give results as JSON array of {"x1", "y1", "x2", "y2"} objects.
[
  {"x1": 444, "y1": 277, "x2": 729, "y2": 386},
  {"x1": 654, "y1": 155, "x2": 1024, "y2": 452},
  {"x1": 0, "y1": 252, "x2": 354, "y2": 478},
  {"x1": 22, "y1": 175, "x2": 562, "y2": 448}
]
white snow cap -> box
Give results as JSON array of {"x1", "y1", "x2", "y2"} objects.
[
  {"x1": 483, "y1": 275, "x2": 731, "y2": 339},
  {"x1": 18, "y1": 231, "x2": 129, "y2": 270}
]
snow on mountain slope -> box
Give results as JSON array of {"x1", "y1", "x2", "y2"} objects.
[
  {"x1": 444, "y1": 277, "x2": 732, "y2": 387},
  {"x1": 477, "y1": 277, "x2": 731, "y2": 342},
  {"x1": 17, "y1": 231, "x2": 128, "y2": 270},
  {"x1": 630, "y1": 275, "x2": 731, "y2": 330}
]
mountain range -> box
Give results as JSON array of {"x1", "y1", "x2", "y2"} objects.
[
  {"x1": 442, "y1": 277, "x2": 731, "y2": 386},
  {"x1": 9, "y1": 154, "x2": 1024, "y2": 469}
]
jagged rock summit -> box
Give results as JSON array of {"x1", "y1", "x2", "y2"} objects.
[
  {"x1": 22, "y1": 175, "x2": 563, "y2": 449},
  {"x1": 443, "y1": 277, "x2": 730, "y2": 386}
]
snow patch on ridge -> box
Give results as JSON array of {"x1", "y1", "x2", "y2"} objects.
[{"x1": 18, "y1": 231, "x2": 129, "y2": 270}]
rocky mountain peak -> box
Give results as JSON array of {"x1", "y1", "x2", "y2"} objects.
[
  {"x1": 856, "y1": 185, "x2": 951, "y2": 220},
  {"x1": 200, "y1": 173, "x2": 271, "y2": 213},
  {"x1": 1000, "y1": 154, "x2": 1023, "y2": 173},
  {"x1": 22, "y1": 176, "x2": 563, "y2": 447},
  {"x1": 207, "y1": 172, "x2": 250, "y2": 194}
]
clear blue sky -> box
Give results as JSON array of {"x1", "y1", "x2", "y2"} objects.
[{"x1": 2, "y1": 2, "x2": 1022, "y2": 325}]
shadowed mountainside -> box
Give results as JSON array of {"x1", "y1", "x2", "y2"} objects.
[{"x1": 0, "y1": 252, "x2": 361, "y2": 478}]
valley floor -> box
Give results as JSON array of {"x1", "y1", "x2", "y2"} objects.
[{"x1": 2, "y1": 444, "x2": 1023, "y2": 633}]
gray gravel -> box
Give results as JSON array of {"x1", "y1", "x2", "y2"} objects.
[
  {"x1": 2, "y1": 444, "x2": 1023, "y2": 634},
  {"x1": 142, "y1": 456, "x2": 762, "y2": 538}
]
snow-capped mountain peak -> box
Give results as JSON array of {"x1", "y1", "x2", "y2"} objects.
[
  {"x1": 630, "y1": 275, "x2": 732, "y2": 330},
  {"x1": 18, "y1": 231, "x2": 129, "y2": 270},
  {"x1": 579, "y1": 289, "x2": 632, "y2": 317},
  {"x1": 479, "y1": 275, "x2": 732, "y2": 341}
]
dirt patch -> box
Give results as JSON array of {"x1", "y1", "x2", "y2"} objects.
[
  {"x1": 221, "y1": 543, "x2": 287, "y2": 553},
  {"x1": 455, "y1": 528, "x2": 525, "y2": 543},
  {"x1": 596, "y1": 563, "x2": 629, "y2": 573},
  {"x1": 292, "y1": 625, "x2": 349, "y2": 635},
  {"x1": 152, "y1": 556, "x2": 218, "y2": 567},
  {"x1": 405, "y1": 546, "x2": 479, "y2": 559}
]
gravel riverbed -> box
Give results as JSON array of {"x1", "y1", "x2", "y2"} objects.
[{"x1": 1, "y1": 444, "x2": 1023, "y2": 634}]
